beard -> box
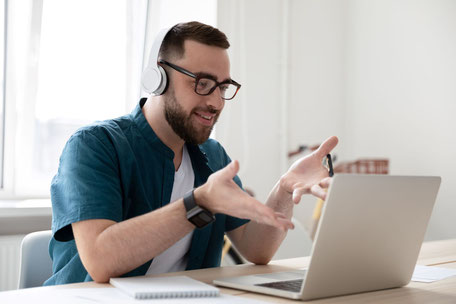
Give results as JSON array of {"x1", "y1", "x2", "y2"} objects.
[{"x1": 164, "y1": 89, "x2": 220, "y2": 145}]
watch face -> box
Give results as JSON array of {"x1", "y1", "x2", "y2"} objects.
[
  {"x1": 198, "y1": 212, "x2": 214, "y2": 222},
  {"x1": 190, "y1": 209, "x2": 215, "y2": 228}
]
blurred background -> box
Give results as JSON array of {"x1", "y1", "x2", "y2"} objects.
[{"x1": 0, "y1": 0, "x2": 455, "y2": 291}]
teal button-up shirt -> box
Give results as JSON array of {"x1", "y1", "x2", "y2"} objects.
[{"x1": 44, "y1": 99, "x2": 248, "y2": 286}]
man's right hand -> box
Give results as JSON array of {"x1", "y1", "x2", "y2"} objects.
[{"x1": 193, "y1": 160, "x2": 294, "y2": 231}]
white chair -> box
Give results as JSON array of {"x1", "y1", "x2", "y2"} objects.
[{"x1": 17, "y1": 230, "x2": 53, "y2": 289}]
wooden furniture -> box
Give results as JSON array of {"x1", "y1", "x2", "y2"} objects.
[{"x1": 1, "y1": 239, "x2": 455, "y2": 303}]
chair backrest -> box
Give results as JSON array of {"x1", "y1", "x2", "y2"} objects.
[{"x1": 17, "y1": 230, "x2": 53, "y2": 289}]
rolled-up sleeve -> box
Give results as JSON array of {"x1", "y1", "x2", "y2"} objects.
[{"x1": 51, "y1": 129, "x2": 123, "y2": 242}]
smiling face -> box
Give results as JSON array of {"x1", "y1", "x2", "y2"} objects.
[{"x1": 162, "y1": 40, "x2": 231, "y2": 145}]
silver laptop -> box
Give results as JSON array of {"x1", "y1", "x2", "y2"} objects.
[{"x1": 214, "y1": 174, "x2": 441, "y2": 300}]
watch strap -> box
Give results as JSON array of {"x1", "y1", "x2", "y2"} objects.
[{"x1": 183, "y1": 189, "x2": 198, "y2": 212}]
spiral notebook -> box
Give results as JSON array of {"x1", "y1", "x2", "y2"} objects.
[{"x1": 110, "y1": 276, "x2": 220, "y2": 299}]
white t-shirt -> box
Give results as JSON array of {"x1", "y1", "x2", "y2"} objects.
[{"x1": 146, "y1": 145, "x2": 195, "y2": 275}]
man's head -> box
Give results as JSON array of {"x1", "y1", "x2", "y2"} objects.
[
  {"x1": 149, "y1": 22, "x2": 239, "y2": 145},
  {"x1": 159, "y1": 21, "x2": 230, "y2": 62}
]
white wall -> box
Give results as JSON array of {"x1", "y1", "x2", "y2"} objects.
[
  {"x1": 286, "y1": 0, "x2": 349, "y2": 235},
  {"x1": 216, "y1": 0, "x2": 287, "y2": 204},
  {"x1": 217, "y1": 0, "x2": 456, "y2": 258},
  {"x1": 217, "y1": 0, "x2": 348, "y2": 258},
  {"x1": 343, "y1": 0, "x2": 456, "y2": 240}
]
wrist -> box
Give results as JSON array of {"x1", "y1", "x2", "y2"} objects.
[
  {"x1": 279, "y1": 174, "x2": 293, "y2": 197},
  {"x1": 193, "y1": 185, "x2": 211, "y2": 212},
  {"x1": 273, "y1": 175, "x2": 294, "y2": 211}
]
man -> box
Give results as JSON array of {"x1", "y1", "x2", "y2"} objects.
[{"x1": 45, "y1": 21, "x2": 337, "y2": 285}]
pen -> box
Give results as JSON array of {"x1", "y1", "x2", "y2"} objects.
[{"x1": 327, "y1": 154, "x2": 334, "y2": 177}]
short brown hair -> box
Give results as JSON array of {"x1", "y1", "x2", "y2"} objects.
[{"x1": 159, "y1": 21, "x2": 230, "y2": 61}]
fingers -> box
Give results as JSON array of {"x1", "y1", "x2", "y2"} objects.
[
  {"x1": 260, "y1": 210, "x2": 293, "y2": 231},
  {"x1": 247, "y1": 200, "x2": 294, "y2": 231},
  {"x1": 276, "y1": 212, "x2": 295, "y2": 230},
  {"x1": 315, "y1": 136, "x2": 339, "y2": 158},
  {"x1": 292, "y1": 178, "x2": 332, "y2": 203},
  {"x1": 319, "y1": 177, "x2": 332, "y2": 188},
  {"x1": 253, "y1": 203, "x2": 282, "y2": 227},
  {"x1": 292, "y1": 185, "x2": 310, "y2": 204},
  {"x1": 210, "y1": 166, "x2": 294, "y2": 231},
  {"x1": 220, "y1": 160, "x2": 240, "y2": 180},
  {"x1": 310, "y1": 184, "x2": 327, "y2": 200}
]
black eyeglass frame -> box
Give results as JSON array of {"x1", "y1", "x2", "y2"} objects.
[{"x1": 159, "y1": 60, "x2": 241, "y2": 100}]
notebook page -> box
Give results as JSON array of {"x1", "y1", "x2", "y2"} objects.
[{"x1": 110, "y1": 276, "x2": 219, "y2": 299}]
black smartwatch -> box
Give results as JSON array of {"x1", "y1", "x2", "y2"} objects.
[{"x1": 183, "y1": 189, "x2": 215, "y2": 229}]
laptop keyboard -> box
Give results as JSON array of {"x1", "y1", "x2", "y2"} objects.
[{"x1": 255, "y1": 279, "x2": 303, "y2": 292}]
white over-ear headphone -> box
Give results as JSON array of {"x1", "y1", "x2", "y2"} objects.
[{"x1": 141, "y1": 26, "x2": 174, "y2": 95}]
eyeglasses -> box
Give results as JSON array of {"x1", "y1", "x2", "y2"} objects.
[{"x1": 159, "y1": 60, "x2": 241, "y2": 100}]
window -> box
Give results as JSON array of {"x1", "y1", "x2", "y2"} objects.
[
  {"x1": 3, "y1": 0, "x2": 216, "y2": 198},
  {"x1": 0, "y1": 0, "x2": 5, "y2": 189}
]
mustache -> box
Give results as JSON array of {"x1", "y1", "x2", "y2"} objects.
[{"x1": 192, "y1": 106, "x2": 219, "y2": 115}]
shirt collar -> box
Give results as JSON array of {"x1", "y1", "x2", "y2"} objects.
[{"x1": 131, "y1": 98, "x2": 209, "y2": 165}]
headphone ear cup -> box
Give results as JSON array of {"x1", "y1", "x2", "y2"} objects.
[
  {"x1": 141, "y1": 65, "x2": 168, "y2": 95},
  {"x1": 154, "y1": 65, "x2": 168, "y2": 95},
  {"x1": 141, "y1": 66, "x2": 161, "y2": 94},
  {"x1": 141, "y1": 26, "x2": 174, "y2": 95}
]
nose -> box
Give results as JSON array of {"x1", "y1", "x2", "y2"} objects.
[{"x1": 205, "y1": 87, "x2": 225, "y2": 111}]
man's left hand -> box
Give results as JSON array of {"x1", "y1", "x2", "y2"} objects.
[{"x1": 280, "y1": 136, "x2": 339, "y2": 203}]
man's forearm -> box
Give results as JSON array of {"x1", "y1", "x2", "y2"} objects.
[
  {"x1": 231, "y1": 180, "x2": 294, "y2": 264},
  {"x1": 73, "y1": 199, "x2": 194, "y2": 282}
]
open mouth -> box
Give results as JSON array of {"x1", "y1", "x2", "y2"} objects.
[
  {"x1": 194, "y1": 111, "x2": 215, "y2": 126},
  {"x1": 196, "y1": 113, "x2": 213, "y2": 120}
]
